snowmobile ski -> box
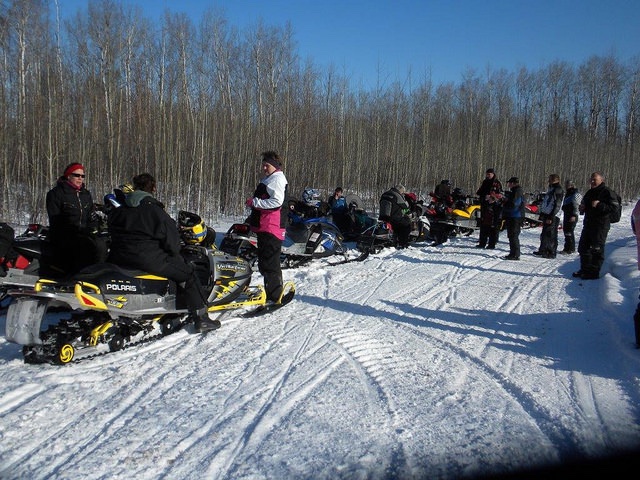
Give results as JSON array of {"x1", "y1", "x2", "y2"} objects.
[{"x1": 242, "y1": 281, "x2": 296, "y2": 317}]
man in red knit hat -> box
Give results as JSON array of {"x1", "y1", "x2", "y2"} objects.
[{"x1": 44, "y1": 162, "x2": 106, "y2": 276}]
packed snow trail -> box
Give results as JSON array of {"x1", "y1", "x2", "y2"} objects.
[{"x1": 1, "y1": 218, "x2": 640, "y2": 479}]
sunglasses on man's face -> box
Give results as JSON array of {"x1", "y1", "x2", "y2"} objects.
[{"x1": 70, "y1": 173, "x2": 85, "y2": 178}]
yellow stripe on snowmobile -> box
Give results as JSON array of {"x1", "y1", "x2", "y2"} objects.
[
  {"x1": 34, "y1": 279, "x2": 57, "y2": 292},
  {"x1": 75, "y1": 282, "x2": 108, "y2": 310},
  {"x1": 207, "y1": 281, "x2": 295, "y2": 313},
  {"x1": 135, "y1": 274, "x2": 167, "y2": 280},
  {"x1": 451, "y1": 209, "x2": 471, "y2": 219},
  {"x1": 208, "y1": 286, "x2": 267, "y2": 312},
  {"x1": 89, "y1": 321, "x2": 113, "y2": 346}
]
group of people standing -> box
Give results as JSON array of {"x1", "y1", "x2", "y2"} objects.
[{"x1": 474, "y1": 167, "x2": 618, "y2": 280}]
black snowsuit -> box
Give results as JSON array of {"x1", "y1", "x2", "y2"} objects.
[
  {"x1": 434, "y1": 182, "x2": 453, "y2": 207},
  {"x1": 577, "y1": 183, "x2": 618, "y2": 278},
  {"x1": 561, "y1": 187, "x2": 582, "y2": 253},
  {"x1": 45, "y1": 177, "x2": 106, "y2": 276},
  {"x1": 537, "y1": 182, "x2": 564, "y2": 258},
  {"x1": 476, "y1": 177, "x2": 503, "y2": 248},
  {"x1": 502, "y1": 184, "x2": 525, "y2": 259},
  {"x1": 379, "y1": 187, "x2": 411, "y2": 248},
  {"x1": 107, "y1": 190, "x2": 206, "y2": 313}
]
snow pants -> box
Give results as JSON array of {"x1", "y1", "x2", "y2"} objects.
[
  {"x1": 578, "y1": 224, "x2": 610, "y2": 277},
  {"x1": 538, "y1": 215, "x2": 560, "y2": 257},
  {"x1": 505, "y1": 217, "x2": 523, "y2": 259},
  {"x1": 562, "y1": 217, "x2": 578, "y2": 253},
  {"x1": 257, "y1": 232, "x2": 284, "y2": 302}
]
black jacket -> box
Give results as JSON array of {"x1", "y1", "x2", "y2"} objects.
[
  {"x1": 582, "y1": 183, "x2": 617, "y2": 231},
  {"x1": 107, "y1": 191, "x2": 182, "y2": 272},
  {"x1": 476, "y1": 177, "x2": 503, "y2": 200},
  {"x1": 379, "y1": 188, "x2": 409, "y2": 223},
  {"x1": 45, "y1": 177, "x2": 97, "y2": 242}
]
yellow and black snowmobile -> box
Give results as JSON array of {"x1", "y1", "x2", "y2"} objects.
[{"x1": 4, "y1": 211, "x2": 294, "y2": 365}]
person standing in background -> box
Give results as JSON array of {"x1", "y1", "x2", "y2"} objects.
[
  {"x1": 379, "y1": 184, "x2": 412, "y2": 248},
  {"x1": 533, "y1": 174, "x2": 564, "y2": 259},
  {"x1": 560, "y1": 179, "x2": 583, "y2": 254},
  {"x1": 573, "y1": 172, "x2": 618, "y2": 280},
  {"x1": 475, "y1": 168, "x2": 503, "y2": 249},
  {"x1": 247, "y1": 151, "x2": 289, "y2": 303},
  {"x1": 433, "y1": 180, "x2": 453, "y2": 207},
  {"x1": 501, "y1": 177, "x2": 525, "y2": 260},
  {"x1": 328, "y1": 186, "x2": 349, "y2": 233}
]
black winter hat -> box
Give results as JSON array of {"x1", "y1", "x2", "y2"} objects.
[
  {"x1": 486, "y1": 168, "x2": 495, "y2": 174},
  {"x1": 507, "y1": 177, "x2": 519, "y2": 184}
]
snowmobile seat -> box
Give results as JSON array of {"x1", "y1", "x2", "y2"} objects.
[
  {"x1": 287, "y1": 221, "x2": 312, "y2": 244},
  {"x1": 72, "y1": 262, "x2": 148, "y2": 281},
  {"x1": 67, "y1": 262, "x2": 172, "y2": 297}
]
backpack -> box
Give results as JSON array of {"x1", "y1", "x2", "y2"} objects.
[{"x1": 609, "y1": 189, "x2": 622, "y2": 223}]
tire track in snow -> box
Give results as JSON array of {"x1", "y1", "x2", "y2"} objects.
[
  {"x1": 393, "y1": 320, "x2": 586, "y2": 459},
  {"x1": 200, "y1": 319, "x2": 347, "y2": 478},
  {"x1": 383, "y1": 251, "x2": 594, "y2": 460},
  {"x1": 353, "y1": 246, "x2": 593, "y2": 459},
  {"x1": 309, "y1": 263, "x2": 421, "y2": 476},
  {"x1": 1, "y1": 333, "x2": 202, "y2": 479},
  {"x1": 277, "y1": 264, "x2": 411, "y2": 475}
]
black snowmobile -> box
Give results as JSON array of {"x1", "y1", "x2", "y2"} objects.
[
  {"x1": 4, "y1": 211, "x2": 295, "y2": 365},
  {"x1": 353, "y1": 191, "x2": 430, "y2": 253},
  {"x1": 355, "y1": 220, "x2": 397, "y2": 254},
  {"x1": 221, "y1": 189, "x2": 367, "y2": 268},
  {"x1": 1, "y1": 223, "x2": 50, "y2": 306}
]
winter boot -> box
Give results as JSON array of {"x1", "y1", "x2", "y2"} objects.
[{"x1": 193, "y1": 308, "x2": 221, "y2": 333}]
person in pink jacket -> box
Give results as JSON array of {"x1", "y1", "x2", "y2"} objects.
[
  {"x1": 246, "y1": 151, "x2": 289, "y2": 303},
  {"x1": 633, "y1": 198, "x2": 640, "y2": 345}
]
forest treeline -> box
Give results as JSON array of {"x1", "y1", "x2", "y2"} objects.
[{"x1": 1, "y1": 0, "x2": 639, "y2": 226}]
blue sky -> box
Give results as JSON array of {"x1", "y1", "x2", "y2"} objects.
[{"x1": 60, "y1": 0, "x2": 640, "y2": 89}]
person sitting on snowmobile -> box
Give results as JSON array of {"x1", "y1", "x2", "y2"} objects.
[
  {"x1": 0, "y1": 222, "x2": 19, "y2": 276},
  {"x1": 379, "y1": 185, "x2": 412, "y2": 248},
  {"x1": 290, "y1": 188, "x2": 330, "y2": 223},
  {"x1": 433, "y1": 180, "x2": 454, "y2": 207},
  {"x1": 107, "y1": 173, "x2": 220, "y2": 333},
  {"x1": 44, "y1": 162, "x2": 107, "y2": 277}
]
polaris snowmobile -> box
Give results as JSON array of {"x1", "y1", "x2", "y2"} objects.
[{"x1": 4, "y1": 211, "x2": 295, "y2": 365}]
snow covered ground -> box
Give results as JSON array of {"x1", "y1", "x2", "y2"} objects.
[{"x1": 1, "y1": 208, "x2": 640, "y2": 479}]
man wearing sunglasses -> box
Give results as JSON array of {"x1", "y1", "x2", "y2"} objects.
[{"x1": 44, "y1": 162, "x2": 106, "y2": 276}]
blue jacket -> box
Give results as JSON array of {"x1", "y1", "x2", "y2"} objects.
[{"x1": 502, "y1": 185, "x2": 525, "y2": 219}]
